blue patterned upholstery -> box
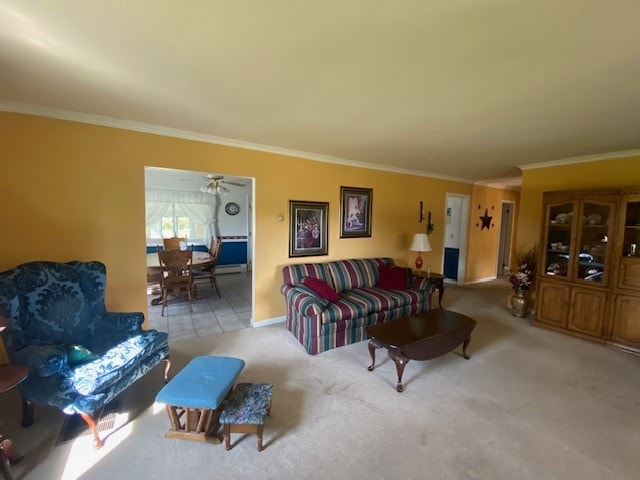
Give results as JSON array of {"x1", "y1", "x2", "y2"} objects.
[
  {"x1": 0, "y1": 261, "x2": 170, "y2": 417},
  {"x1": 220, "y1": 383, "x2": 274, "y2": 425}
]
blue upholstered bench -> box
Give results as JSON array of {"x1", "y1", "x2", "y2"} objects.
[
  {"x1": 156, "y1": 356, "x2": 245, "y2": 443},
  {"x1": 220, "y1": 382, "x2": 274, "y2": 451}
]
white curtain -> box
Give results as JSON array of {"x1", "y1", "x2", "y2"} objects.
[
  {"x1": 145, "y1": 201, "x2": 169, "y2": 226},
  {"x1": 145, "y1": 189, "x2": 216, "y2": 241},
  {"x1": 181, "y1": 201, "x2": 216, "y2": 242}
]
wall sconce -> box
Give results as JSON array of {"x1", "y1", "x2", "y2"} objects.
[{"x1": 419, "y1": 201, "x2": 434, "y2": 234}]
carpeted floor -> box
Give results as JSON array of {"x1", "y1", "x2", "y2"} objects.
[{"x1": 1, "y1": 280, "x2": 639, "y2": 479}]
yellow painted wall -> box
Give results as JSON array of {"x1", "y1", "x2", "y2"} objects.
[
  {"x1": 517, "y1": 155, "x2": 640, "y2": 251},
  {"x1": 466, "y1": 186, "x2": 520, "y2": 280},
  {"x1": 0, "y1": 112, "x2": 519, "y2": 329}
]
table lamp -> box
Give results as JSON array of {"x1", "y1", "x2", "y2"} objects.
[{"x1": 409, "y1": 233, "x2": 432, "y2": 270}]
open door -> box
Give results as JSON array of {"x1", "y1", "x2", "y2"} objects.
[{"x1": 443, "y1": 194, "x2": 470, "y2": 283}]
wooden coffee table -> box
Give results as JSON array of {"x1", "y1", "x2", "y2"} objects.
[{"x1": 365, "y1": 309, "x2": 476, "y2": 392}]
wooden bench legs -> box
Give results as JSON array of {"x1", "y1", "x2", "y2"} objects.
[{"x1": 164, "y1": 405, "x2": 223, "y2": 443}]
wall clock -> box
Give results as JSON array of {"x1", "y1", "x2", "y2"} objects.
[{"x1": 225, "y1": 202, "x2": 240, "y2": 215}]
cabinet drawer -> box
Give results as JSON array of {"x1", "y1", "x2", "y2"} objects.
[{"x1": 618, "y1": 257, "x2": 640, "y2": 291}]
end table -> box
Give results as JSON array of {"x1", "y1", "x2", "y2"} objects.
[
  {"x1": 0, "y1": 316, "x2": 28, "y2": 480},
  {"x1": 414, "y1": 271, "x2": 445, "y2": 308},
  {"x1": 1, "y1": 364, "x2": 29, "y2": 480}
]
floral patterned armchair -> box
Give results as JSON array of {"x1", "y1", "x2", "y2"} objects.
[{"x1": 0, "y1": 261, "x2": 170, "y2": 449}]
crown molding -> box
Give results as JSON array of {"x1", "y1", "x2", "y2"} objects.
[
  {"x1": 518, "y1": 149, "x2": 640, "y2": 171},
  {"x1": 474, "y1": 177, "x2": 521, "y2": 191},
  {"x1": 0, "y1": 100, "x2": 474, "y2": 185}
]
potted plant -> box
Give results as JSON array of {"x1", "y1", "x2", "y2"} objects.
[{"x1": 507, "y1": 244, "x2": 538, "y2": 317}]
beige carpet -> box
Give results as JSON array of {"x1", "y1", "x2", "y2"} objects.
[{"x1": 2, "y1": 280, "x2": 639, "y2": 480}]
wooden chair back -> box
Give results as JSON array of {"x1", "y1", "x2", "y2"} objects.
[
  {"x1": 157, "y1": 250, "x2": 194, "y2": 316},
  {"x1": 163, "y1": 236, "x2": 187, "y2": 251},
  {"x1": 209, "y1": 237, "x2": 223, "y2": 268},
  {"x1": 192, "y1": 237, "x2": 223, "y2": 297},
  {"x1": 158, "y1": 249, "x2": 193, "y2": 280}
]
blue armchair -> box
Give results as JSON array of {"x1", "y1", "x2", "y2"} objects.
[{"x1": 0, "y1": 261, "x2": 170, "y2": 449}]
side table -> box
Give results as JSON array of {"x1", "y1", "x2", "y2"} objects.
[
  {"x1": 0, "y1": 364, "x2": 29, "y2": 480},
  {"x1": 414, "y1": 271, "x2": 445, "y2": 308}
]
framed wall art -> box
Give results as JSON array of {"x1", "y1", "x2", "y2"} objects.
[
  {"x1": 340, "y1": 186, "x2": 372, "y2": 238},
  {"x1": 289, "y1": 200, "x2": 329, "y2": 257}
]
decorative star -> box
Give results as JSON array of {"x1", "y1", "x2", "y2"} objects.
[{"x1": 480, "y1": 208, "x2": 492, "y2": 230}]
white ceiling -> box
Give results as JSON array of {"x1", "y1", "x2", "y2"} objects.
[
  {"x1": 1, "y1": 1, "x2": 640, "y2": 184},
  {"x1": 145, "y1": 167, "x2": 249, "y2": 193}
]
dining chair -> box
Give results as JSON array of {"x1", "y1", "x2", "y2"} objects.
[
  {"x1": 147, "y1": 245, "x2": 163, "y2": 289},
  {"x1": 158, "y1": 249, "x2": 194, "y2": 316},
  {"x1": 163, "y1": 236, "x2": 187, "y2": 251},
  {"x1": 192, "y1": 237, "x2": 223, "y2": 298}
]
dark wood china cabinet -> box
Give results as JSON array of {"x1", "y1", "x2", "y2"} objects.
[{"x1": 534, "y1": 188, "x2": 640, "y2": 355}]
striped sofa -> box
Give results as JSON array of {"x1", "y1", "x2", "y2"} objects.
[{"x1": 281, "y1": 258, "x2": 435, "y2": 355}]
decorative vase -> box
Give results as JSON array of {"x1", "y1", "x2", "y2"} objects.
[{"x1": 510, "y1": 288, "x2": 529, "y2": 317}]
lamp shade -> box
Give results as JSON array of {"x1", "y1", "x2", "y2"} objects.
[{"x1": 409, "y1": 233, "x2": 432, "y2": 252}]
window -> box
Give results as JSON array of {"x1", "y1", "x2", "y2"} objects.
[{"x1": 146, "y1": 203, "x2": 207, "y2": 241}]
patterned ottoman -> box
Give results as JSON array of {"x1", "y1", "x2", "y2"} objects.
[
  {"x1": 220, "y1": 382, "x2": 274, "y2": 451},
  {"x1": 156, "y1": 356, "x2": 245, "y2": 443}
]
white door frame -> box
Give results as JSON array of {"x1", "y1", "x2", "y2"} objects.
[{"x1": 443, "y1": 193, "x2": 470, "y2": 285}]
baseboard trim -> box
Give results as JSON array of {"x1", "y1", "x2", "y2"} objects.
[
  {"x1": 252, "y1": 316, "x2": 286, "y2": 328},
  {"x1": 217, "y1": 264, "x2": 247, "y2": 274}
]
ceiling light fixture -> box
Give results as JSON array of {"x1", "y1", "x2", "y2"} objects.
[{"x1": 201, "y1": 183, "x2": 230, "y2": 195}]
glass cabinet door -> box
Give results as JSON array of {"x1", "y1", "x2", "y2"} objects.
[
  {"x1": 574, "y1": 200, "x2": 615, "y2": 284},
  {"x1": 621, "y1": 196, "x2": 640, "y2": 258},
  {"x1": 543, "y1": 202, "x2": 576, "y2": 280}
]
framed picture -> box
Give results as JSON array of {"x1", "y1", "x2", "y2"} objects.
[
  {"x1": 289, "y1": 201, "x2": 329, "y2": 257},
  {"x1": 340, "y1": 186, "x2": 372, "y2": 238}
]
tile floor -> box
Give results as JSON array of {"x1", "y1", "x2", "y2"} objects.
[{"x1": 147, "y1": 272, "x2": 252, "y2": 343}]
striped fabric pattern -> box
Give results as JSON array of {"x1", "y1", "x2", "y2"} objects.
[
  {"x1": 317, "y1": 295, "x2": 369, "y2": 324},
  {"x1": 326, "y1": 258, "x2": 392, "y2": 293},
  {"x1": 282, "y1": 263, "x2": 331, "y2": 287},
  {"x1": 309, "y1": 302, "x2": 427, "y2": 354},
  {"x1": 348, "y1": 287, "x2": 426, "y2": 312},
  {"x1": 293, "y1": 285, "x2": 330, "y2": 306},
  {"x1": 285, "y1": 289, "x2": 327, "y2": 316},
  {"x1": 281, "y1": 257, "x2": 432, "y2": 355},
  {"x1": 412, "y1": 276, "x2": 434, "y2": 292},
  {"x1": 285, "y1": 294, "x2": 430, "y2": 354}
]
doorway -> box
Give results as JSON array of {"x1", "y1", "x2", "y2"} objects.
[
  {"x1": 496, "y1": 200, "x2": 515, "y2": 277},
  {"x1": 443, "y1": 194, "x2": 470, "y2": 283},
  {"x1": 144, "y1": 166, "x2": 255, "y2": 341}
]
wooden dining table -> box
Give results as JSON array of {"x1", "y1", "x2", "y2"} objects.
[
  {"x1": 146, "y1": 251, "x2": 214, "y2": 306},
  {"x1": 146, "y1": 251, "x2": 214, "y2": 271}
]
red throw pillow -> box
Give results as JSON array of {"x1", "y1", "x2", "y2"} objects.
[
  {"x1": 302, "y1": 276, "x2": 339, "y2": 302},
  {"x1": 377, "y1": 265, "x2": 409, "y2": 290}
]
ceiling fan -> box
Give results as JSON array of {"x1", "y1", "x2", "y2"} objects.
[{"x1": 183, "y1": 174, "x2": 246, "y2": 195}]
